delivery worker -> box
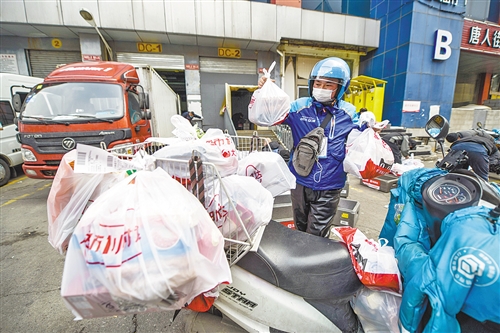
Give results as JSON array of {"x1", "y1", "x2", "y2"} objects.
[
  {"x1": 181, "y1": 111, "x2": 202, "y2": 125},
  {"x1": 258, "y1": 57, "x2": 377, "y2": 237},
  {"x1": 445, "y1": 130, "x2": 498, "y2": 181}
]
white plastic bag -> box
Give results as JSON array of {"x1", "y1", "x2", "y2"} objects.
[
  {"x1": 248, "y1": 61, "x2": 290, "y2": 126},
  {"x1": 237, "y1": 151, "x2": 296, "y2": 197},
  {"x1": 343, "y1": 128, "x2": 394, "y2": 179},
  {"x1": 351, "y1": 286, "x2": 402, "y2": 333},
  {"x1": 206, "y1": 175, "x2": 273, "y2": 241},
  {"x1": 171, "y1": 114, "x2": 198, "y2": 140},
  {"x1": 153, "y1": 128, "x2": 238, "y2": 178},
  {"x1": 64, "y1": 168, "x2": 231, "y2": 310},
  {"x1": 390, "y1": 158, "x2": 425, "y2": 176},
  {"x1": 331, "y1": 227, "x2": 402, "y2": 295},
  {"x1": 47, "y1": 150, "x2": 126, "y2": 254}
]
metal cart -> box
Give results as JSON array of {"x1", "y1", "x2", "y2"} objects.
[{"x1": 107, "y1": 135, "x2": 270, "y2": 266}]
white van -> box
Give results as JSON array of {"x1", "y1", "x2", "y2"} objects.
[{"x1": 0, "y1": 73, "x2": 43, "y2": 186}]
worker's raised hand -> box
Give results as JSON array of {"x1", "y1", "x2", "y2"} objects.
[
  {"x1": 258, "y1": 76, "x2": 276, "y2": 89},
  {"x1": 258, "y1": 76, "x2": 267, "y2": 88}
]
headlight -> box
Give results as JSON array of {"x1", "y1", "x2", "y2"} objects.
[
  {"x1": 109, "y1": 142, "x2": 135, "y2": 156},
  {"x1": 21, "y1": 148, "x2": 37, "y2": 162}
]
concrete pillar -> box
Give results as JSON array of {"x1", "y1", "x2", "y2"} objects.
[{"x1": 79, "y1": 33, "x2": 103, "y2": 62}]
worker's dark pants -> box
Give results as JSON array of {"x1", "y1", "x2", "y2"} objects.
[
  {"x1": 450, "y1": 142, "x2": 490, "y2": 181},
  {"x1": 291, "y1": 184, "x2": 341, "y2": 237}
]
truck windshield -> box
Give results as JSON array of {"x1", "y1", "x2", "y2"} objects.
[{"x1": 21, "y1": 82, "x2": 124, "y2": 123}]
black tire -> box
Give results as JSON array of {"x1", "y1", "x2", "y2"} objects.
[{"x1": 0, "y1": 159, "x2": 11, "y2": 187}]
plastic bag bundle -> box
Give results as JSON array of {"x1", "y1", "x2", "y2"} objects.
[
  {"x1": 171, "y1": 114, "x2": 198, "y2": 140},
  {"x1": 62, "y1": 168, "x2": 231, "y2": 310},
  {"x1": 153, "y1": 128, "x2": 238, "y2": 178},
  {"x1": 351, "y1": 287, "x2": 402, "y2": 333},
  {"x1": 248, "y1": 61, "x2": 290, "y2": 126},
  {"x1": 390, "y1": 157, "x2": 425, "y2": 176},
  {"x1": 332, "y1": 227, "x2": 402, "y2": 295},
  {"x1": 206, "y1": 175, "x2": 273, "y2": 241},
  {"x1": 47, "y1": 150, "x2": 126, "y2": 254},
  {"x1": 343, "y1": 128, "x2": 394, "y2": 179},
  {"x1": 237, "y1": 151, "x2": 296, "y2": 197}
]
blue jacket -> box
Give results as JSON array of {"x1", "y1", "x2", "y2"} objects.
[
  {"x1": 284, "y1": 97, "x2": 365, "y2": 190},
  {"x1": 380, "y1": 168, "x2": 500, "y2": 332},
  {"x1": 399, "y1": 206, "x2": 500, "y2": 332},
  {"x1": 379, "y1": 168, "x2": 446, "y2": 248}
]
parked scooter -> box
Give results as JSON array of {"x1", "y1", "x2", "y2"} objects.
[
  {"x1": 380, "y1": 114, "x2": 500, "y2": 332},
  {"x1": 186, "y1": 115, "x2": 499, "y2": 333},
  {"x1": 188, "y1": 221, "x2": 364, "y2": 333}
]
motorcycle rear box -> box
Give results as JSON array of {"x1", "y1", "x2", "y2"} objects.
[
  {"x1": 333, "y1": 198, "x2": 360, "y2": 227},
  {"x1": 360, "y1": 174, "x2": 398, "y2": 193}
]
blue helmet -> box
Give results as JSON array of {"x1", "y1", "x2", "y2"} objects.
[{"x1": 308, "y1": 57, "x2": 351, "y2": 102}]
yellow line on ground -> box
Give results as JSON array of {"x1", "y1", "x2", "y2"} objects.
[
  {"x1": 4, "y1": 175, "x2": 28, "y2": 188},
  {"x1": 1, "y1": 182, "x2": 51, "y2": 207}
]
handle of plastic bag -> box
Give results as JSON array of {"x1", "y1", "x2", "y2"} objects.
[
  {"x1": 379, "y1": 238, "x2": 388, "y2": 247},
  {"x1": 262, "y1": 61, "x2": 276, "y2": 79}
]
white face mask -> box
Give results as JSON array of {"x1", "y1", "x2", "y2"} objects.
[{"x1": 312, "y1": 88, "x2": 334, "y2": 103}]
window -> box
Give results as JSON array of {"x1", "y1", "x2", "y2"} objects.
[
  {"x1": 0, "y1": 101, "x2": 15, "y2": 126},
  {"x1": 22, "y1": 83, "x2": 124, "y2": 122},
  {"x1": 128, "y1": 92, "x2": 142, "y2": 124}
]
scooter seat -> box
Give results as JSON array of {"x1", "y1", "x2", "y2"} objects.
[{"x1": 236, "y1": 222, "x2": 362, "y2": 300}]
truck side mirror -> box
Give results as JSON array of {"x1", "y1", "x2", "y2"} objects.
[
  {"x1": 12, "y1": 94, "x2": 23, "y2": 112},
  {"x1": 139, "y1": 92, "x2": 149, "y2": 110}
]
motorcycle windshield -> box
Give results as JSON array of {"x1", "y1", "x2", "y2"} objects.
[{"x1": 21, "y1": 82, "x2": 124, "y2": 123}]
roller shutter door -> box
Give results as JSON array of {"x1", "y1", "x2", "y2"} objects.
[
  {"x1": 28, "y1": 50, "x2": 81, "y2": 78},
  {"x1": 117, "y1": 53, "x2": 184, "y2": 70},
  {"x1": 199, "y1": 57, "x2": 256, "y2": 74}
]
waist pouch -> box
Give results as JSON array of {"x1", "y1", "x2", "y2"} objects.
[{"x1": 292, "y1": 127, "x2": 324, "y2": 177}]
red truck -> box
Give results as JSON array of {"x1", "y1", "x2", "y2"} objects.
[{"x1": 13, "y1": 61, "x2": 179, "y2": 179}]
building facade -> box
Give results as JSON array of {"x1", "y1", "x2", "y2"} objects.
[{"x1": 0, "y1": 0, "x2": 498, "y2": 129}]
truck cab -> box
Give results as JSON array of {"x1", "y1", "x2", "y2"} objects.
[
  {"x1": 0, "y1": 73, "x2": 43, "y2": 186},
  {"x1": 14, "y1": 62, "x2": 153, "y2": 179}
]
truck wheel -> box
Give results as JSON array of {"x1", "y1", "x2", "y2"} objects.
[{"x1": 0, "y1": 159, "x2": 11, "y2": 187}]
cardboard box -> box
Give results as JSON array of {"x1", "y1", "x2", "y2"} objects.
[
  {"x1": 360, "y1": 174, "x2": 399, "y2": 193},
  {"x1": 333, "y1": 198, "x2": 360, "y2": 227}
]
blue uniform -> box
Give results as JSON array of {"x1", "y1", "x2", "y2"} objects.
[{"x1": 284, "y1": 97, "x2": 365, "y2": 191}]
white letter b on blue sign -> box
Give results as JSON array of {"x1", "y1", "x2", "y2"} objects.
[{"x1": 434, "y1": 29, "x2": 452, "y2": 60}]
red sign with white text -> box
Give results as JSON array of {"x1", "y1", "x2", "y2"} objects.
[
  {"x1": 82, "y1": 54, "x2": 102, "y2": 61},
  {"x1": 461, "y1": 19, "x2": 500, "y2": 55}
]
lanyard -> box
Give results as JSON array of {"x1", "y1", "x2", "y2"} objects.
[{"x1": 317, "y1": 109, "x2": 335, "y2": 139}]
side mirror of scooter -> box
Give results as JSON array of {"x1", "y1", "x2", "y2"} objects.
[{"x1": 425, "y1": 114, "x2": 449, "y2": 158}]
